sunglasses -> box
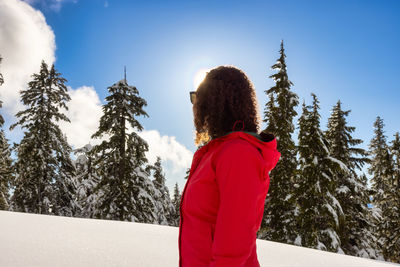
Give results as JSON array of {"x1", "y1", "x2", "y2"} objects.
[{"x1": 190, "y1": 91, "x2": 197, "y2": 104}]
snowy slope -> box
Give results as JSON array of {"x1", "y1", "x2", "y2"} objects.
[{"x1": 0, "y1": 210, "x2": 398, "y2": 267}]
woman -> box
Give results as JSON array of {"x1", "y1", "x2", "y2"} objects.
[{"x1": 178, "y1": 65, "x2": 281, "y2": 267}]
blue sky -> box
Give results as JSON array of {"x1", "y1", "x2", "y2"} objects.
[
  {"x1": 1, "y1": 0, "x2": 399, "y2": 192},
  {"x1": 42, "y1": 0, "x2": 399, "y2": 149}
]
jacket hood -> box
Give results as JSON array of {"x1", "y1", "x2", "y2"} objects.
[
  {"x1": 193, "y1": 128, "x2": 281, "y2": 176},
  {"x1": 215, "y1": 130, "x2": 281, "y2": 173}
]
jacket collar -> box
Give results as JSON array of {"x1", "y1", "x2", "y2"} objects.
[{"x1": 193, "y1": 129, "x2": 280, "y2": 175}]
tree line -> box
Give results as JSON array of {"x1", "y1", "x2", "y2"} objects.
[
  {"x1": 259, "y1": 41, "x2": 399, "y2": 263},
  {"x1": 0, "y1": 58, "x2": 181, "y2": 226},
  {"x1": 0, "y1": 41, "x2": 399, "y2": 264}
]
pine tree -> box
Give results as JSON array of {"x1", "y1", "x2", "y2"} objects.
[
  {"x1": 0, "y1": 103, "x2": 12, "y2": 211},
  {"x1": 259, "y1": 40, "x2": 299, "y2": 244},
  {"x1": 146, "y1": 156, "x2": 175, "y2": 225},
  {"x1": 365, "y1": 184, "x2": 385, "y2": 261},
  {"x1": 324, "y1": 100, "x2": 380, "y2": 258},
  {"x1": 0, "y1": 56, "x2": 13, "y2": 210},
  {"x1": 72, "y1": 144, "x2": 101, "y2": 218},
  {"x1": 171, "y1": 182, "x2": 181, "y2": 227},
  {"x1": 367, "y1": 116, "x2": 396, "y2": 261},
  {"x1": 9, "y1": 60, "x2": 77, "y2": 216},
  {"x1": 91, "y1": 76, "x2": 156, "y2": 222},
  {"x1": 385, "y1": 132, "x2": 400, "y2": 263},
  {"x1": 294, "y1": 94, "x2": 344, "y2": 253}
]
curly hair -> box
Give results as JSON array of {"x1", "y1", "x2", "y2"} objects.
[{"x1": 192, "y1": 65, "x2": 262, "y2": 146}]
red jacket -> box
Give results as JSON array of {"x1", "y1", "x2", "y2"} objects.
[{"x1": 178, "y1": 127, "x2": 281, "y2": 267}]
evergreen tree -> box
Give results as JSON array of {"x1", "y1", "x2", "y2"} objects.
[
  {"x1": 294, "y1": 94, "x2": 344, "y2": 253},
  {"x1": 171, "y1": 182, "x2": 181, "y2": 227},
  {"x1": 259, "y1": 40, "x2": 299, "y2": 244},
  {"x1": 9, "y1": 60, "x2": 77, "y2": 216},
  {"x1": 146, "y1": 156, "x2": 175, "y2": 225},
  {"x1": 324, "y1": 100, "x2": 380, "y2": 258},
  {"x1": 0, "y1": 56, "x2": 13, "y2": 210},
  {"x1": 91, "y1": 77, "x2": 156, "y2": 222},
  {"x1": 367, "y1": 116, "x2": 397, "y2": 261},
  {"x1": 72, "y1": 144, "x2": 101, "y2": 218},
  {"x1": 365, "y1": 182, "x2": 385, "y2": 261},
  {"x1": 0, "y1": 101, "x2": 12, "y2": 211},
  {"x1": 385, "y1": 132, "x2": 400, "y2": 263}
]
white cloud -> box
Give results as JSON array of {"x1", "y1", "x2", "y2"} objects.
[
  {"x1": 137, "y1": 129, "x2": 193, "y2": 174},
  {"x1": 58, "y1": 86, "x2": 104, "y2": 149},
  {"x1": 0, "y1": 0, "x2": 55, "y2": 116},
  {"x1": 136, "y1": 128, "x2": 193, "y2": 195},
  {"x1": 22, "y1": 0, "x2": 77, "y2": 12}
]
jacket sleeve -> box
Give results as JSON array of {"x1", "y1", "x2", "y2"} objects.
[{"x1": 210, "y1": 141, "x2": 267, "y2": 267}]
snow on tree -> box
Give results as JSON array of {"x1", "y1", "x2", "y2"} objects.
[
  {"x1": 9, "y1": 60, "x2": 77, "y2": 216},
  {"x1": 367, "y1": 116, "x2": 398, "y2": 262},
  {"x1": 383, "y1": 131, "x2": 400, "y2": 263},
  {"x1": 91, "y1": 77, "x2": 157, "y2": 223},
  {"x1": 368, "y1": 116, "x2": 393, "y2": 204},
  {"x1": 145, "y1": 156, "x2": 175, "y2": 225},
  {"x1": 259, "y1": 40, "x2": 299, "y2": 244},
  {"x1": 0, "y1": 109, "x2": 12, "y2": 211},
  {"x1": 294, "y1": 94, "x2": 344, "y2": 253},
  {"x1": 72, "y1": 144, "x2": 101, "y2": 218},
  {"x1": 171, "y1": 182, "x2": 181, "y2": 227},
  {"x1": 365, "y1": 193, "x2": 385, "y2": 261},
  {"x1": 0, "y1": 56, "x2": 13, "y2": 210},
  {"x1": 324, "y1": 100, "x2": 380, "y2": 259}
]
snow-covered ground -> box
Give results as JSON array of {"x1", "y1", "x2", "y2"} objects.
[{"x1": 0, "y1": 210, "x2": 398, "y2": 267}]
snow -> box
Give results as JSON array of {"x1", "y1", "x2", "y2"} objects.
[
  {"x1": 284, "y1": 193, "x2": 292, "y2": 201},
  {"x1": 327, "y1": 191, "x2": 344, "y2": 215},
  {"x1": 289, "y1": 95, "x2": 298, "y2": 106},
  {"x1": 336, "y1": 185, "x2": 350, "y2": 194},
  {"x1": 318, "y1": 131, "x2": 330, "y2": 154},
  {"x1": 370, "y1": 206, "x2": 383, "y2": 221},
  {"x1": 0, "y1": 211, "x2": 398, "y2": 266},
  {"x1": 294, "y1": 235, "x2": 302, "y2": 246},
  {"x1": 313, "y1": 155, "x2": 318, "y2": 164},
  {"x1": 327, "y1": 155, "x2": 350, "y2": 173},
  {"x1": 324, "y1": 202, "x2": 339, "y2": 226},
  {"x1": 350, "y1": 178, "x2": 365, "y2": 193},
  {"x1": 294, "y1": 205, "x2": 300, "y2": 216},
  {"x1": 320, "y1": 229, "x2": 340, "y2": 248},
  {"x1": 317, "y1": 240, "x2": 327, "y2": 250},
  {"x1": 316, "y1": 180, "x2": 321, "y2": 193},
  {"x1": 84, "y1": 144, "x2": 92, "y2": 151},
  {"x1": 322, "y1": 171, "x2": 331, "y2": 181},
  {"x1": 75, "y1": 154, "x2": 87, "y2": 165}
]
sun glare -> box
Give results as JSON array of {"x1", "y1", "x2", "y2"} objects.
[{"x1": 193, "y1": 68, "x2": 209, "y2": 90}]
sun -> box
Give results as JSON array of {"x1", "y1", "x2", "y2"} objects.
[{"x1": 193, "y1": 68, "x2": 209, "y2": 90}]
